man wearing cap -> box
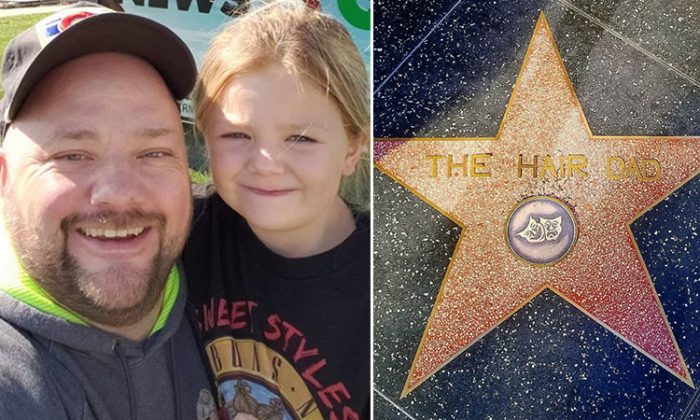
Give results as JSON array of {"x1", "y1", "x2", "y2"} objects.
[{"x1": 0, "y1": 5, "x2": 217, "y2": 419}]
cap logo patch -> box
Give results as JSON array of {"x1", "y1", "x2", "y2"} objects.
[
  {"x1": 59, "y1": 11, "x2": 95, "y2": 32},
  {"x1": 35, "y1": 7, "x2": 112, "y2": 47}
]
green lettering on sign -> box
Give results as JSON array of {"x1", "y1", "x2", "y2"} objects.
[{"x1": 338, "y1": 0, "x2": 369, "y2": 30}]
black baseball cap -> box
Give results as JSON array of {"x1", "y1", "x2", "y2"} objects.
[{"x1": 0, "y1": 3, "x2": 196, "y2": 125}]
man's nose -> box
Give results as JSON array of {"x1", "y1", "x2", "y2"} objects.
[
  {"x1": 89, "y1": 159, "x2": 147, "y2": 210},
  {"x1": 248, "y1": 145, "x2": 285, "y2": 175}
]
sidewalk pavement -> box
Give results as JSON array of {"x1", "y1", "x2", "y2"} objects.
[{"x1": 0, "y1": 4, "x2": 68, "y2": 17}]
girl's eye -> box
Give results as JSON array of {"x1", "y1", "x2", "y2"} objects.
[
  {"x1": 287, "y1": 135, "x2": 317, "y2": 144},
  {"x1": 221, "y1": 132, "x2": 250, "y2": 140}
]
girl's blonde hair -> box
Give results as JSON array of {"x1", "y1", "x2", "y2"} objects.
[{"x1": 193, "y1": 1, "x2": 370, "y2": 212}]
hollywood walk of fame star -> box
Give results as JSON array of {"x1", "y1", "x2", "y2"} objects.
[{"x1": 374, "y1": 13, "x2": 700, "y2": 396}]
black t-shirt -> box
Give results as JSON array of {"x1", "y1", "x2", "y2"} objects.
[{"x1": 183, "y1": 193, "x2": 370, "y2": 420}]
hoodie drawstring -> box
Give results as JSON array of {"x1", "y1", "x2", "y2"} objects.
[
  {"x1": 168, "y1": 340, "x2": 182, "y2": 420},
  {"x1": 113, "y1": 340, "x2": 136, "y2": 420}
]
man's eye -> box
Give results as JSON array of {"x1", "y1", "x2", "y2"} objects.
[
  {"x1": 142, "y1": 151, "x2": 166, "y2": 158},
  {"x1": 57, "y1": 153, "x2": 87, "y2": 161},
  {"x1": 287, "y1": 135, "x2": 317, "y2": 144}
]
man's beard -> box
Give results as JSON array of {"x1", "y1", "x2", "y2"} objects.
[{"x1": 3, "y1": 199, "x2": 185, "y2": 327}]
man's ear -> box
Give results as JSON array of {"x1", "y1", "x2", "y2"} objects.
[
  {"x1": 0, "y1": 148, "x2": 8, "y2": 196},
  {"x1": 342, "y1": 135, "x2": 366, "y2": 176}
]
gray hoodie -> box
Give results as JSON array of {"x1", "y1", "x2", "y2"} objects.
[{"x1": 0, "y1": 266, "x2": 217, "y2": 420}]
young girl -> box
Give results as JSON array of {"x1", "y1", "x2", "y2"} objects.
[{"x1": 183, "y1": 3, "x2": 370, "y2": 419}]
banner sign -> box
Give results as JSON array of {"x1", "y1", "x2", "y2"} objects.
[{"x1": 115, "y1": 0, "x2": 370, "y2": 122}]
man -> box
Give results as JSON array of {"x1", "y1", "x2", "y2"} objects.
[{"x1": 0, "y1": 5, "x2": 216, "y2": 419}]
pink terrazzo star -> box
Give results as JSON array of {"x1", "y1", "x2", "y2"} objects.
[{"x1": 375, "y1": 14, "x2": 700, "y2": 396}]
